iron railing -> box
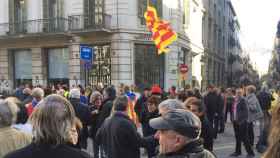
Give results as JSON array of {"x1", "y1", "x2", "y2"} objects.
[
  {"x1": 69, "y1": 13, "x2": 111, "y2": 31},
  {"x1": 0, "y1": 17, "x2": 70, "y2": 36},
  {"x1": 0, "y1": 13, "x2": 111, "y2": 36}
]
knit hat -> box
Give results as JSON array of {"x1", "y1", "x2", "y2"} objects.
[{"x1": 151, "y1": 85, "x2": 162, "y2": 95}]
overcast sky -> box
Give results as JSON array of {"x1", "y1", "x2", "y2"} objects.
[{"x1": 232, "y1": 0, "x2": 280, "y2": 75}]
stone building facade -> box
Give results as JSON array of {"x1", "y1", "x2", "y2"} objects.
[
  {"x1": 0, "y1": 0, "x2": 194, "y2": 92},
  {"x1": 200, "y1": 0, "x2": 242, "y2": 89}
]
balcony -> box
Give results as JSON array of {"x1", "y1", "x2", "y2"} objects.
[
  {"x1": 0, "y1": 17, "x2": 69, "y2": 36},
  {"x1": 69, "y1": 13, "x2": 111, "y2": 31},
  {"x1": 0, "y1": 13, "x2": 111, "y2": 38}
]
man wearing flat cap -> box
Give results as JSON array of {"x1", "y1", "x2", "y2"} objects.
[{"x1": 150, "y1": 109, "x2": 216, "y2": 158}]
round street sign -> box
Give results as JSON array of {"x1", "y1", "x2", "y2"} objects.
[{"x1": 180, "y1": 64, "x2": 188, "y2": 74}]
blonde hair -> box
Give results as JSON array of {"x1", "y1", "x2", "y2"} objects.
[
  {"x1": 32, "y1": 88, "x2": 44, "y2": 98},
  {"x1": 90, "y1": 91, "x2": 102, "y2": 104},
  {"x1": 0, "y1": 99, "x2": 19, "y2": 127},
  {"x1": 30, "y1": 94, "x2": 75, "y2": 145}
]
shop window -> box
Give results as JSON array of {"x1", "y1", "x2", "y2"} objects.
[
  {"x1": 47, "y1": 48, "x2": 69, "y2": 85},
  {"x1": 14, "y1": 50, "x2": 32, "y2": 87}
]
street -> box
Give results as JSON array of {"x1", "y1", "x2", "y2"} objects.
[
  {"x1": 85, "y1": 122, "x2": 262, "y2": 158},
  {"x1": 213, "y1": 123, "x2": 261, "y2": 158}
]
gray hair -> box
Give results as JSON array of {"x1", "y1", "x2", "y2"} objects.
[
  {"x1": 30, "y1": 94, "x2": 75, "y2": 145},
  {"x1": 113, "y1": 96, "x2": 128, "y2": 112},
  {"x1": 32, "y1": 88, "x2": 44, "y2": 98},
  {"x1": 0, "y1": 99, "x2": 19, "y2": 128},
  {"x1": 158, "y1": 99, "x2": 184, "y2": 111}
]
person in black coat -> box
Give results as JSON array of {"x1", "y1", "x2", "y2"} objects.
[
  {"x1": 69, "y1": 89, "x2": 92, "y2": 149},
  {"x1": 88, "y1": 91, "x2": 103, "y2": 158},
  {"x1": 187, "y1": 98, "x2": 214, "y2": 151},
  {"x1": 134, "y1": 88, "x2": 150, "y2": 136},
  {"x1": 96, "y1": 96, "x2": 148, "y2": 158},
  {"x1": 142, "y1": 96, "x2": 161, "y2": 158},
  {"x1": 256, "y1": 86, "x2": 274, "y2": 153},
  {"x1": 94, "y1": 86, "x2": 116, "y2": 156},
  {"x1": 203, "y1": 85, "x2": 223, "y2": 138},
  {"x1": 95, "y1": 86, "x2": 116, "y2": 131}
]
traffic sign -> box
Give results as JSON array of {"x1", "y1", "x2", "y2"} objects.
[
  {"x1": 80, "y1": 45, "x2": 93, "y2": 61},
  {"x1": 179, "y1": 64, "x2": 188, "y2": 74}
]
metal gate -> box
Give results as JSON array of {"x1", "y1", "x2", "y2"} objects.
[
  {"x1": 87, "y1": 45, "x2": 111, "y2": 87},
  {"x1": 134, "y1": 44, "x2": 165, "y2": 90}
]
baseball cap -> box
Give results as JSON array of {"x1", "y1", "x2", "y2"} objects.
[{"x1": 149, "y1": 109, "x2": 201, "y2": 139}]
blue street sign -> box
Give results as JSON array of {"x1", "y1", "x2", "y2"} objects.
[{"x1": 80, "y1": 45, "x2": 93, "y2": 61}]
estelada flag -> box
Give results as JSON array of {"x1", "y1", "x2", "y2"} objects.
[{"x1": 144, "y1": 6, "x2": 177, "y2": 54}]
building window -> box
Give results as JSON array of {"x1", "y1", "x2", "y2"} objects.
[
  {"x1": 84, "y1": 0, "x2": 104, "y2": 27},
  {"x1": 14, "y1": 49, "x2": 32, "y2": 87},
  {"x1": 138, "y1": 0, "x2": 162, "y2": 25},
  {"x1": 134, "y1": 44, "x2": 165, "y2": 90},
  {"x1": 43, "y1": 0, "x2": 65, "y2": 32},
  {"x1": 47, "y1": 48, "x2": 69, "y2": 85}
]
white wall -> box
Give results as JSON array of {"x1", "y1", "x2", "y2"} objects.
[
  {"x1": 0, "y1": 0, "x2": 9, "y2": 35},
  {"x1": 105, "y1": 0, "x2": 138, "y2": 30},
  {"x1": 64, "y1": 0, "x2": 83, "y2": 16},
  {"x1": 27, "y1": 0, "x2": 43, "y2": 20},
  {"x1": 189, "y1": 0, "x2": 204, "y2": 88},
  {"x1": 0, "y1": 0, "x2": 9, "y2": 23}
]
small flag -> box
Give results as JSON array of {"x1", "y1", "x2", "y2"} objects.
[{"x1": 144, "y1": 6, "x2": 177, "y2": 54}]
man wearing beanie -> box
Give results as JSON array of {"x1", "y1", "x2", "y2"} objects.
[{"x1": 149, "y1": 109, "x2": 216, "y2": 158}]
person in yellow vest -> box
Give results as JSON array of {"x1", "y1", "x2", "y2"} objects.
[{"x1": 63, "y1": 85, "x2": 70, "y2": 99}]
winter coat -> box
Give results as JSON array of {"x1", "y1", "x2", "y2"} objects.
[
  {"x1": 70, "y1": 99, "x2": 92, "y2": 149},
  {"x1": 4, "y1": 143, "x2": 91, "y2": 158},
  {"x1": 95, "y1": 99, "x2": 114, "y2": 131},
  {"x1": 246, "y1": 93, "x2": 264, "y2": 123},
  {"x1": 200, "y1": 116, "x2": 214, "y2": 151},
  {"x1": 142, "y1": 110, "x2": 160, "y2": 136},
  {"x1": 95, "y1": 112, "x2": 144, "y2": 158},
  {"x1": 233, "y1": 97, "x2": 249, "y2": 125},
  {"x1": 134, "y1": 95, "x2": 148, "y2": 124},
  {"x1": 203, "y1": 92, "x2": 223, "y2": 118},
  {"x1": 157, "y1": 140, "x2": 216, "y2": 158}
]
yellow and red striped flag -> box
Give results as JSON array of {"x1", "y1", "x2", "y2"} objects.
[{"x1": 144, "y1": 6, "x2": 177, "y2": 54}]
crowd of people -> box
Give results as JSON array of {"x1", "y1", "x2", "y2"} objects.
[{"x1": 0, "y1": 82, "x2": 279, "y2": 158}]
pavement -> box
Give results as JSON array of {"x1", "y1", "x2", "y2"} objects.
[
  {"x1": 213, "y1": 123, "x2": 262, "y2": 158},
  {"x1": 86, "y1": 123, "x2": 263, "y2": 158}
]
